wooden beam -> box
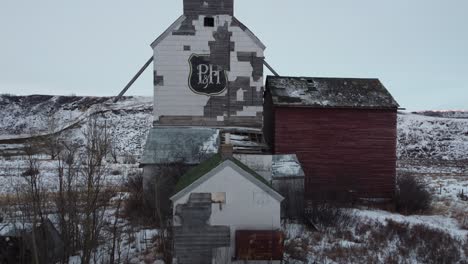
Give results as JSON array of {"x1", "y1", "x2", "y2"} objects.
[
  {"x1": 114, "y1": 56, "x2": 154, "y2": 103},
  {"x1": 263, "y1": 60, "x2": 279, "y2": 77}
]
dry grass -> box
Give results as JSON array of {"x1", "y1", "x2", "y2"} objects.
[{"x1": 284, "y1": 218, "x2": 466, "y2": 264}]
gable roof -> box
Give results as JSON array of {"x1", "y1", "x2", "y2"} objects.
[
  {"x1": 151, "y1": 16, "x2": 265, "y2": 50},
  {"x1": 171, "y1": 154, "x2": 283, "y2": 202},
  {"x1": 266, "y1": 76, "x2": 400, "y2": 109}
]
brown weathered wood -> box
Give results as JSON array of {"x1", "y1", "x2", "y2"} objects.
[
  {"x1": 263, "y1": 60, "x2": 279, "y2": 77},
  {"x1": 157, "y1": 115, "x2": 262, "y2": 128},
  {"x1": 114, "y1": 56, "x2": 153, "y2": 103}
]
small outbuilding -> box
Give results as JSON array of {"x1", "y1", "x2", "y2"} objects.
[
  {"x1": 170, "y1": 153, "x2": 284, "y2": 264},
  {"x1": 264, "y1": 76, "x2": 400, "y2": 202}
]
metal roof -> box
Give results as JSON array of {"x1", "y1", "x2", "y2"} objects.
[
  {"x1": 171, "y1": 157, "x2": 284, "y2": 203},
  {"x1": 140, "y1": 126, "x2": 220, "y2": 165},
  {"x1": 272, "y1": 154, "x2": 305, "y2": 179},
  {"x1": 266, "y1": 76, "x2": 400, "y2": 109}
]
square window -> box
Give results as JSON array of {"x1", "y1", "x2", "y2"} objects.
[
  {"x1": 204, "y1": 17, "x2": 215, "y2": 27},
  {"x1": 184, "y1": 45, "x2": 191, "y2": 51},
  {"x1": 212, "y1": 192, "x2": 226, "y2": 203}
]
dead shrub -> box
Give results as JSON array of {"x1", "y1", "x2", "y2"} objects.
[
  {"x1": 122, "y1": 155, "x2": 137, "y2": 164},
  {"x1": 110, "y1": 169, "x2": 121, "y2": 176},
  {"x1": 305, "y1": 202, "x2": 354, "y2": 231},
  {"x1": 461, "y1": 220, "x2": 468, "y2": 231},
  {"x1": 395, "y1": 175, "x2": 432, "y2": 214},
  {"x1": 21, "y1": 168, "x2": 39, "y2": 177},
  {"x1": 410, "y1": 224, "x2": 462, "y2": 264},
  {"x1": 366, "y1": 220, "x2": 462, "y2": 264},
  {"x1": 122, "y1": 172, "x2": 157, "y2": 226},
  {"x1": 464, "y1": 239, "x2": 468, "y2": 260},
  {"x1": 284, "y1": 238, "x2": 308, "y2": 262}
]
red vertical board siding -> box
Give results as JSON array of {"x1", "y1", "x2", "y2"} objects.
[
  {"x1": 274, "y1": 107, "x2": 397, "y2": 200},
  {"x1": 235, "y1": 230, "x2": 284, "y2": 260}
]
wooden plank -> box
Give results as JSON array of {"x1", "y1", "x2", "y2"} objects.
[
  {"x1": 114, "y1": 56, "x2": 153, "y2": 103},
  {"x1": 271, "y1": 107, "x2": 397, "y2": 200}
]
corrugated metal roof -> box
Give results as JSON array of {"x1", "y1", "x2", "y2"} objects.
[
  {"x1": 140, "y1": 127, "x2": 219, "y2": 165},
  {"x1": 272, "y1": 154, "x2": 305, "y2": 178},
  {"x1": 266, "y1": 76, "x2": 399, "y2": 109}
]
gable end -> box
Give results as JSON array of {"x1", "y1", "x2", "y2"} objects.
[{"x1": 171, "y1": 159, "x2": 284, "y2": 203}]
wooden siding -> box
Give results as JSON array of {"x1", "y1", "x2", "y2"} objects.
[
  {"x1": 272, "y1": 107, "x2": 397, "y2": 200},
  {"x1": 235, "y1": 230, "x2": 284, "y2": 261},
  {"x1": 153, "y1": 15, "x2": 264, "y2": 128}
]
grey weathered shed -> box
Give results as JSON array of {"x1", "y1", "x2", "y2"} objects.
[{"x1": 272, "y1": 154, "x2": 305, "y2": 219}]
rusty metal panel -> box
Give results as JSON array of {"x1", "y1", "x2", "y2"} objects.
[{"x1": 235, "y1": 230, "x2": 284, "y2": 261}]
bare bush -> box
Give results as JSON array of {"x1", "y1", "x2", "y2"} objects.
[
  {"x1": 43, "y1": 117, "x2": 63, "y2": 160},
  {"x1": 367, "y1": 220, "x2": 462, "y2": 264},
  {"x1": 396, "y1": 175, "x2": 432, "y2": 214},
  {"x1": 284, "y1": 237, "x2": 309, "y2": 262},
  {"x1": 304, "y1": 202, "x2": 354, "y2": 231},
  {"x1": 122, "y1": 171, "x2": 157, "y2": 226},
  {"x1": 78, "y1": 117, "x2": 114, "y2": 264},
  {"x1": 284, "y1": 218, "x2": 464, "y2": 264}
]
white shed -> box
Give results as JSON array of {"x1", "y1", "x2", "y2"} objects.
[{"x1": 170, "y1": 154, "x2": 284, "y2": 264}]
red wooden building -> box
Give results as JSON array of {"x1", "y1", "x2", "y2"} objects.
[{"x1": 264, "y1": 76, "x2": 400, "y2": 201}]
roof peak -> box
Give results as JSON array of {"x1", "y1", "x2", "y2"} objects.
[
  {"x1": 171, "y1": 154, "x2": 283, "y2": 202},
  {"x1": 183, "y1": 0, "x2": 234, "y2": 16}
]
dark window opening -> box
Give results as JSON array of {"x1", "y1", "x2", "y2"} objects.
[
  {"x1": 184, "y1": 45, "x2": 191, "y2": 51},
  {"x1": 204, "y1": 17, "x2": 215, "y2": 27}
]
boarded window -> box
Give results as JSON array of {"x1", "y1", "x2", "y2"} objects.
[
  {"x1": 236, "y1": 88, "x2": 244, "y2": 101},
  {"x1": 204, "y1": 17, "x2": 215, "y2": 27},
  {"x1": 212, "y1": 192, "x2": 226, "y2": 203}
]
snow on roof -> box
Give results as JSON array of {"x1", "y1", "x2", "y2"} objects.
[
  {"x1": 266, "y1": 76, "x2": 399, "y2": 109},
  {"x1": 233, "y1": 154, "x2": 305, "y2": 180},
  {"x1": 272, "y1": 154, "x2": 305, "y2": 178}
]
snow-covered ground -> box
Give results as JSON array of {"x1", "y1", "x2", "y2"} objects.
[
  {"x1": 282, "y1": 158, "x2": 468, "y2": 263},
  {"x1": 1, "y1": 95, "x2": 467, "y2": 263},
  {"x1": 0, "y1": 159, "x2": 138, "y2": 195},
  {"x1": 398, "y1": 112, "x2": 468, "y2": 160}
]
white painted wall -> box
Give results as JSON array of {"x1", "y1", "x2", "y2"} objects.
[
  {"x1": 153, "y1": 15, "x2": 264, "y2": 121},
  {"x1": 173, "y1": 165, "x2": 281, "y2": 259}
]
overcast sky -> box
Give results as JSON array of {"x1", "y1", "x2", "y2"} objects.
[{"x1": 1, "y1": 0, "x2": 467, "y2": 111}]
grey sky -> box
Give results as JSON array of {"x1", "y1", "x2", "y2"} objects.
[{"x1": 1, "y1": 0, "x2": 467, "y2": 111}]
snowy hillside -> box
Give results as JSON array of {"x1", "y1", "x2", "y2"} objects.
[
  {"x1": 0, "y1": 95, "x2": 153, "y2": 157},
  {"x1": 413, "y1": 110, "x2": 468, "y2": 119},
  {"x1": 0, "y1": 95, "x2": 467, "y2": 160},
  {"x1": 398, "y1": 112, "x2": 468, "y2": 160}
]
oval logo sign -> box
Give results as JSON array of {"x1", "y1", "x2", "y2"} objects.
[{"x1": 188, "y1": 54, "x2": 228, "y2": 95}]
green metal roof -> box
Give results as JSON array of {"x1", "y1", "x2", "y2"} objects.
[{"x1": 173, "y1": 153, "x2": 273, "y2": 195}]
